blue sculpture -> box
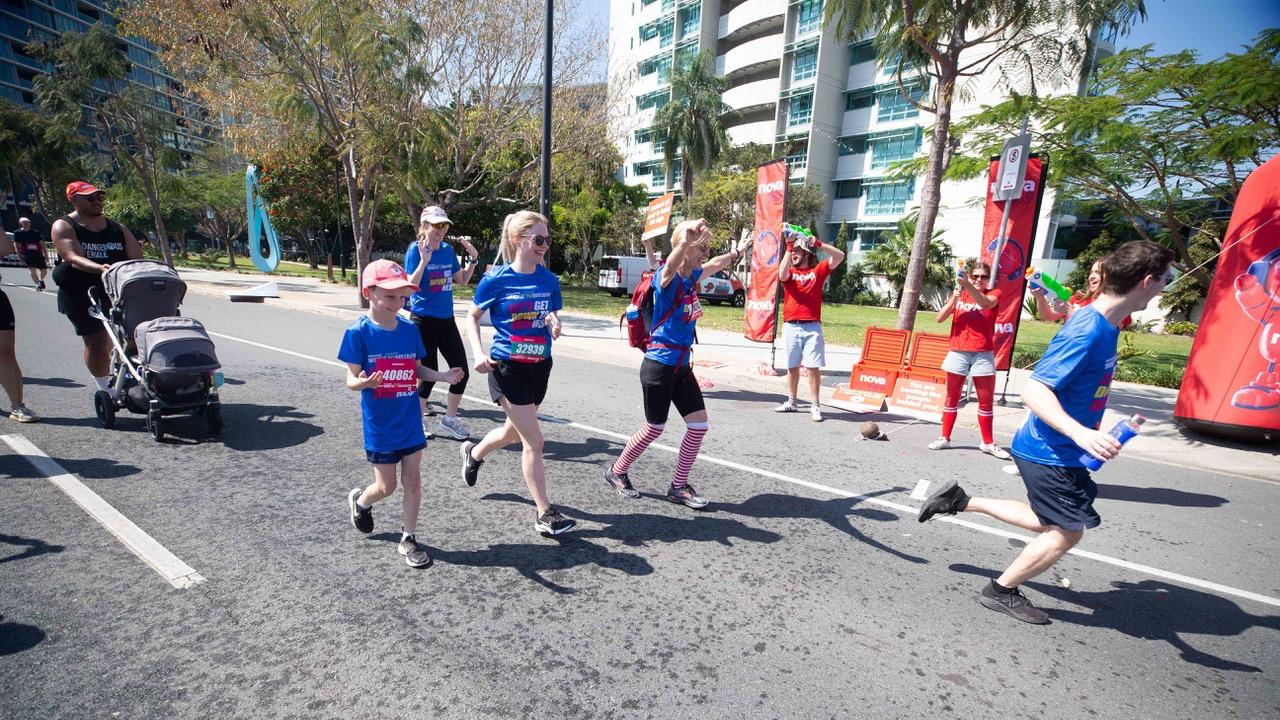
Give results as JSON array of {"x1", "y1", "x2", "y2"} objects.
[{"x1": 245, "y1": 165, "x2": 281, "y2": 273}]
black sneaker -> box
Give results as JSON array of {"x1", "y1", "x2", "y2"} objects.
[
  {"x1": 460, "y1": 441, "x2": 482, "y2": 487},
  {"x1": 665, "y1": 483, "x2": 709, "y2": 509},
  {"x1": 348, "y1": 488, "x2": 373, "y2": 533},
  {"x1": 397, "y1": 534, "x2": 431, "y2": 568},
  {"x1": 534, "y1": 508, "x2": 576, "y2": 536},
  {"x1": 978, "y1": 581, "x2": 1050, "y2": 624},
  {"x1": 604, "y1": 468, "x2": 641, "y2": 498},
  {"x1": 36, "y1": 281, "x2": 45, "y2": 292},
  {"x1": 917, "y1": 480, "x2": 969, "y2": 523}
]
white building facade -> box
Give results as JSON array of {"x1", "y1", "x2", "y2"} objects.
[{"x1": 607, "y1": 0, "x2": 1111, "y2": 265}]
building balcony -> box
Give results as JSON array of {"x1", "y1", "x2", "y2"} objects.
[
  {"x1": 836, "y1": 153, "x2": 866, "y2": 178},
  {"x1": 726, "y1": 119, "x2": 777, "y2": 146},
  {"x1": 718, "y1": 0, "x2": 785, "y2": 41},
  {"x1": 830, "y1": 197, "x2": 862, "y2": 220},
  {"x1": 722, "y1": 76, "x2": 779, "y2": 113},
  {"x1": 631, "y1": 71, "x2": 668, "y2": 99},
  {"x1": 716, "y1": 34, "x2": 784, "y2": 78},
  {"x1": 841, "y1": 106, "x2": 874, "y2": 133},
  {"x1": 846, "y1": 62, "x2": 876, "y2": 91}
]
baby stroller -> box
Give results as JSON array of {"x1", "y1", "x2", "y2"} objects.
[{"x1": 89, "y1": 260, "x2": 222, "y2": 441}]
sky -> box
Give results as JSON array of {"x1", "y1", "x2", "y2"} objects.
[{"x1": 572, "y1": 0, "x2": 1279, "y2": 81}]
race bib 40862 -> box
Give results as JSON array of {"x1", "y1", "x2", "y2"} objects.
[{"x1": 373, "y1": 356, "x2": 418, "y2": 398}]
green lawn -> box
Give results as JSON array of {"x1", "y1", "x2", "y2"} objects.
[{"x1": 171, "y1": 254, "x2": 359, "y2": 283}]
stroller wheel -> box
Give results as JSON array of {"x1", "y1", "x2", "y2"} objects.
[
  {"x1": 94, "y1": 390, "x2": 115, "y2": 430},
  {"x1": 147, "y1": 411, "x2": 164, "y2": 442},
  {"x1": 206, "y1": 404, "x2": 222, "y2": 435}
]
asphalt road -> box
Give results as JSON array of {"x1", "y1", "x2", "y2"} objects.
[{"x1": 1, "y1": 280, "x2": 1277, "y2": 719}]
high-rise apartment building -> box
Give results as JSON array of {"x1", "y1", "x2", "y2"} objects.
[{"x1": 608, "y1": 0, "x2": 1109, "y2": 263}]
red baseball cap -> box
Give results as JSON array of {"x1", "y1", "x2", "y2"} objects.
[
  {"x1": 360, "y1": 259, "x2": 418, "y2": 298},
  {"x1": 66, "y1": 181, "x2": 104, "y2": 200}
]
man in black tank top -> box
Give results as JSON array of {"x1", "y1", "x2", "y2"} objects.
[{"x1": 50, "y1": 181, "x2": 143, "y2": 393}]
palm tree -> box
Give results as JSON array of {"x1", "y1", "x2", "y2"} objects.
[
  {"x1": 652, "y1": 49, "x2": 737, "y2": 201},
  {"x1": 862, "y1": 210, "x2": 952, "y2": 307},
  {"x1": 824, "y1": 0, "x2": 1146, "y2": 329}
]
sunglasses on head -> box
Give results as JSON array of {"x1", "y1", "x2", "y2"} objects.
[{"x1": 523, "y1": 234, "x2": 550, "y2": 247}]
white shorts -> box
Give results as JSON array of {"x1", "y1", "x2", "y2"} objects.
[
  {"x1": 783, "y1": 321, "x2": 825, "y2": 369},
  {"x1": 941, "y1": 350, "x2": 996, "y2": 377}
]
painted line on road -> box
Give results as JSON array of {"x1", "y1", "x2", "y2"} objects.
[
  {"x1": 1, "y1": 434, "x2": 205, "y2": 589},
  {"x1": 909, "y1": 480, "x2": 931, "y2": 501},
  {"x1": 206, "y1": 330, "x2": 1280, "y2": 609}
]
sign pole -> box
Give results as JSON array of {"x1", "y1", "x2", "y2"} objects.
[{"x1": 989, "y1": 116, "x2": 1030, "y2": 290}]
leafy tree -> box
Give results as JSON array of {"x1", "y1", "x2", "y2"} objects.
[
  {"x1": 825, "y1": 221, "x2": 852, "y2": 302},
  {"x1": 1160, "y1": 219, "x2": 1222, "y2": 320},
  {"x1": 861, "y1": 210, "x2": 952, "y2": 306},
  {"x1": 653, "y1": 50, "x2": 736, "y2": 201},
  {"x1": 686, "y1": 143, "x2": 825, "y2": 250},
  {"x1": 951, "y1": 32, "x2": 1279, "y2": 283},
  {"x1": 1064, "y1": 230, "x2": 1116, "y2": 291},
  {"x1": 824, "y1": 0, "x2": 1146, "y2": 329},
  {"x1": 256, "y1": 141, "x2": 348, "y2": 278},
  {"x1": 33, "y1": 24, "x2": 184, "y2": 267},
  {"x1": 0, "y1": 102, "x2": 86, "y2": 221}
]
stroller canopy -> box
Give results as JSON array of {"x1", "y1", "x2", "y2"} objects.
[
  {"x1": 103, "y1": 260, "x2": 187, "y2": 338},
  {"x1": 134, "y1": 316, "x2": 220, "y2": 376}
]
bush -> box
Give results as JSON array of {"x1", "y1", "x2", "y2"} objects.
[
  {"x1": 1114, "y1": 363, "x2": 1184, "y2": 389},
  {"x1": 850, "y1": 289, "x2": 889, "y2": 307},
  {"x1": 197, "y1": 249, "x2": 225, "y2": 270},
  {"x1": 1164, "y1": 320, "x2": 1197, "y2": 336},
  {"x1": 376, "y1": 250, "x2": 406, "y2": 267},
  {"x1": 1012, "y1": 349, "x2": 1043, "y2": 369}
]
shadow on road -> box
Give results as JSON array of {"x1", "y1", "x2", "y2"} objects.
[
  {"x1": 1096, "y1": 484, "x2": 1228, "y2": 508},
  {"x1": 542, "y1": 436, "x2": 620, "y2": 465},
  {"x1": 0, "y1": 533, "x2": 65, "y2": 564},
  {"x1": 21, "y1": 376, "x2": 84, "y2": 389},
  {"x1": 0, "y1": 613, "x2": 46, "y2": 656},
  {"x1": 219, "y1": 403, "x2": 325, "y2": 451},
  {"x1": 0, "y1": 453, "x2": 140, "y2": 480},
  {"x1": 949, "y1": 562, "x2": 1279, "y2": 673},
  {"x1": 716, "y1": 489, "x2": 928, "y2": 565}
]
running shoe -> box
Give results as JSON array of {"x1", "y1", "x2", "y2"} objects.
[
  {"x1": 534, "y1": 508, "x2": 576, "y2": 535},
  {"x1": 810, "y1": 405, "x2": 824, "y2": 422},
  {"x1": 397, "y1": 534, "x2": 431, "y2": 568},
  {"x1": 422, "y1": 422, "x2": 434, "y2": 440},
  {"x1": 437, "y1": 415, "x2": 471, "y2": 440},
  {"x1": 980, "y1": 442, "x2": 1012, "y2": 460},
  {"x1": 348, "y1": 488, "x2": 373, "y2": 534},
  {"x1": 927, "y1": 437, "x2": 951, "y2": 450},
  {"x1": 460, "y1": 441, "x2": 483, "y2": 487},
  {"x1": 604, "y1": 468, "x2": 641, "y2": 498},
  {"x1": 978, "y1": 582, "x2": 1050, "y2": 624},
  {"x1": 35, "y1": 281, "x2": 45, "y2": 292},
  {"x1": 8, "y1": 405, "x2": 39, "y2": 423},
  {"x1": 665, "y1": 483, "x2": 709, "y2": 509},
  {"x1": 774, "y1": 399, "x2": 799, "y2": 413},
  {"x1": 917, "y1": 480, "x2": 969, "y2": 523}
]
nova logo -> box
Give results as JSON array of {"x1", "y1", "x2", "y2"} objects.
[
  {"x1": 989, "y1": 180, "x2": 1037, "y2": 195},
  {"x1": 758, "y1": 180, "x2": 785, "y2": 195},
  {"x1": 859, "y1": 373, "x2": 887, "y2": 387},
  {"x1": 745, "y1": 299, "x2": 775, "y2": 311},
  {"x1": 994, "y1": 322, "x2": 1014, "y2": 334}
]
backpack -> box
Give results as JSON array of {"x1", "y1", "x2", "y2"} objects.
[{"x1": 621, "y1": 269, "x2": 685, "y2": 352}]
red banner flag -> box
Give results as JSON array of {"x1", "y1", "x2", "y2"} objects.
[
  {"x1": 979, "y1": 155, "x2": 1046, "y2": 370},
  {"x1": 744, "y1": 160, "x2": 788, "y2": 342}
]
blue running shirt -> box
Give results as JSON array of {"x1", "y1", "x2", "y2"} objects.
[
  {"x1": 338, "y1": 315, "x2": 428, "y2": 453},
  {"x1": 473, "y1": 264, "x2": 563, "y2": 363},
  {"x1": 1012, "y1": 306, "x2": 1120, "y2": 466},
  {"x1": 404, "y1": 242, "x2": 461, "y2": 318},
  {"x1": 645, "y1": 265, "x2": 703, "y2": 367}
]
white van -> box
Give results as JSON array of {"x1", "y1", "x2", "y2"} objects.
[{"x1": 598, "y1": 256, "x2": 653, "y2": 297}]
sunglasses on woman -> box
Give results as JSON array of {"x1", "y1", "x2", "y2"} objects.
[
  {"x1": 523, "y1": 234, "x2": 550, "y2": 247},
  {"x1": 427, "y1": 221, "x2": 450, "y2": 229},
  {"x1": 970, "y1": 273, "x2": 990, "y2": 280}
]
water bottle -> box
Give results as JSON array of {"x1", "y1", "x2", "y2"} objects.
[
  {"x1": 1079, "y1": 414, "x2": 1145, "y2": 471},
  {"x1": 212, "y1": 371, "x2": 225, "y2": 388},
  {"x1": 624, "y1": 304, "x2": 640, "y2": 322}
]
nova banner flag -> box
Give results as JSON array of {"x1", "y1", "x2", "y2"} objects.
[
  {"x1": 979, "y1": 154, "x2": 1047, "y2": 370},
  {"x1": 744, "y1": 159, "x2": 788, "y2": 342}
]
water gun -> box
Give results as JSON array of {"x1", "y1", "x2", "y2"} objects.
[
  {"x1": 955, "y1": 258, "x2": 968, "y2": 279},
  {"x1": 1025, "y1": 266, "x2": 1072, "y2": 301},
  {"x1": 782, "y1": 222, "x2": 813, "y2": 240}
]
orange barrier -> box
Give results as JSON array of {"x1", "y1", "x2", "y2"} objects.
[
  {"x1": 831, "y1": 326, "x2": 911, "y2": 413},
  {"x1": 889, "y1": 331, "x2": 951, "y2": 420}
]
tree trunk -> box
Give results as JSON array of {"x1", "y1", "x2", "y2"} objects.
[
  {"x1": 175, "y1": 231, "x2": 188, "y2": 260},
  {"x1": 304, "y1": 229, "x2": 318, "y2": 270},
  {"x1": 681, "y1": 150, "x2": 694, "y2": 201},
  {"x1": 340, "y1": 153, "x2": 374, "y2": 308},
  {"x1": 145, "y1": 186, "x2": 174, "y2": 268},
  {"x1": 895, "y1": 71, "x2": 955, "y2": 331},
  {"x1": 326, "y1": 251, "x2": 334, "y2": 282},
  {"x1": 226, "y1": 225, "x2": 238, "y2": 270}
]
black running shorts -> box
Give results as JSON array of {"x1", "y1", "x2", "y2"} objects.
[
  {"x1": 640, "y1": 357, "x2": 705, "y2": 425},
  {"x1": 23, "y1": 250, "x2": 47, "y2": 270},
  {"x1": 1013, "y1": 456, "x2": 1101, "y2": 532},
  {"x1": 56, "y1": 278, "x2": 108, "y2": 337},
  {"x1": 0, "y1": 290, "x2": 14, "y2": 332},
  {"x1": 487, "y1": 357, "x2": 552, "y2": 407}
]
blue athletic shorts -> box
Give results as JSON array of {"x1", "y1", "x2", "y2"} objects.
[
  {"x1": 1013, "y1": 456, "x2": 1100, "y2": 531},
  {"x1": 365, "y1": 441, "x2": 427, "y2": 465}
]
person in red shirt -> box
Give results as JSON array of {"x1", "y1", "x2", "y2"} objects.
[
  {"x1": 929, "y1": 260, "x2": 1010, "y2": 459},
  {"x1": 775, "y1": 225, "x2": 844, "y2": 422},
  {"x1": 1032, "y1": 258, "x2": 1133, "y2": 329}
]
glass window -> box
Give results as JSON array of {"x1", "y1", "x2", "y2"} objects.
[
  {"x1": 858, "y1": 229, "x2": 888, "y2": 251},
  {"x1": 636, "y1": 89, "x2": 669, "y2": 111},
  {"x1": 845, "y1": 89, "x2": 873, "y2": 111},
  {"x1": 679, "y1": 5, "x2": 700, "y2": 37},
  {"x1": 838, "y1": 134, "x2": 868, "y2": 155},
  {"x1": 835, "y1": 180, "x2": 862, "y2": 198},
  {"x1": 796, "y1": 0, "x2": 823, "y2": 36},
  {"x1": 863, "y1": 180, "x2": 915, "y2": 215},
  {"x1": 876, "y1": 85, "x2": 924, "y2": 121},
  {"x1": 849, "y1": 40, "x2": 876, "y2": 65},
  {"x1": 869, "y1": 130, "x2": 919, "y2": 169},
  {"x1": 788, "y1": 92, "x2": 813, "y2": 127},
  {"x1": 792, "y1": 46, "x2": 817, "y2": 82},
  {"x1": 785, "y1": 150, "x2": 808, "y2": 173}
]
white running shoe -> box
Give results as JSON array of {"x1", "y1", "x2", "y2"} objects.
[
  {"x1": 810, "y1": 405, "x2": 823, "y2": 422},
  {"x1": 927, "y1": 437, "x2": 950, "y2": 450},
  {"x1": 980, "y1": 442, "x2": 1012, "y2": 460},
  {"x1": 8, "y1": 405, "x2": 38, "y2": 423},
  {"x1": 437, "y1": 415, "x2": 470, "y2": 440},
  {"x1": 775, "y1": 399, "x2": 799, "y2": 413}
]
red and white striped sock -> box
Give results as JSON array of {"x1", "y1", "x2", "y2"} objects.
[
  {"x1": 612, "y1": 423, "x2": 664, "y2": 475},
  {"x1": 672, "y1": 422, "x2": 708, "y2": 489}
]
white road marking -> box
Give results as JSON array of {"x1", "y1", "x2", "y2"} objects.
[
  {"x1": 909, "y1": 480, "x2": 931, "y2": 501},
  {"x1": 195, "y1": 331, "x2": 1280, "y2": 608},
  {"x1": 1, "y1": 434, "x2": 205, "y2": 589}
]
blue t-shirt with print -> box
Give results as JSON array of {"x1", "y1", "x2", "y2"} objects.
[
  {"x1": 338, "y1": 315, "x2": 428, "y2": 453},
  {"x1": 405, "y1": 242, "x2": 461, "y2": 318},
  {"x1": 645, "y1": 265, "x2": 703, "y2": 367},
  {"x1": 473, "y1": 264, "x2": 563, "y2": 363},
  {"x1": 1012, "y1": 306, "x2": 1120, "y2": 467}
]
